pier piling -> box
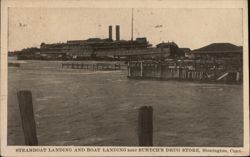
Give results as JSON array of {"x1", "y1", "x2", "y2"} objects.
[
  {"x1": 138, "y1": 106, "x2": 153, "y2": 146},
  {"x1": 17, "y1": 91, "x2": 38, "y2": 146}
]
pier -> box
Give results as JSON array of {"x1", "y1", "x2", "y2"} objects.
[
  {"x1": 127, "y1": 60, "x2": 242, "y2": 83},
  {"x1": 62, "y1": 62, "x2": 121, "y2": 70}
]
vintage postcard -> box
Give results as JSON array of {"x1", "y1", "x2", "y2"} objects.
[{"x1": 1, "y1": 0, "x2": 249, "y2": 156}]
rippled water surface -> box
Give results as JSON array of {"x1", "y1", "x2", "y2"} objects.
[{"x1": 8, "y1": 60, "x2": 243, "y2": 146}]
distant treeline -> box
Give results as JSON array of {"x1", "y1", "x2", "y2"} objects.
[{"x1": 8, "y1": 47, "x2": 40, "y2": 56}]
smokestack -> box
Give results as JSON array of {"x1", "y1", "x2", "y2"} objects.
[
  {"x1": 116, "y1": 25, "x2": 120, "y2": 41},
  {"x1": 108, "y1": 25, "x2": 112, "y2": 40}
]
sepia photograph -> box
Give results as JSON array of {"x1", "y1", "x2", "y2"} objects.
[{"x1": 1, "y1": 0, "x2": 249, "y2": 156}]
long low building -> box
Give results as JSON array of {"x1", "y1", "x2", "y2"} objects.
[
  {"x1": 40, "y1": 25, "x2": 152, "y2": 58},
  {"x1": 13, "y1": 25, "x2": 190, "y2": 60},
  {"x1": 38, "y1": 25, "x2": 185, "y2": 60},
  {"x1": 192, "y1": 43, "x2": 243, "y2": 73},
  {"x1": 192, "y1": 43, "x2": 242, "y2": 59}
]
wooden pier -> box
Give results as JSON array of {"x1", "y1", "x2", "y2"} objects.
[
  {"x1": 128, "y1": 61, "x2": 242, "y2": 83},
  {"x1": 8, "y1": 62, "x2": 20, "y2": 67},
  {"x1": 62, "y1": 62, "x2": 121, "y2": 71}
]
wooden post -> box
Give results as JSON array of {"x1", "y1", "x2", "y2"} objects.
[
  {"x1": 128, "y1": 62, "x2": 131, "y2": 77},
  {"x1": 17, "y1": 91, "x2": 38, "y2": 146},
  {"x1": 185, "y1": 70, "x2": 187, "y2": 79},
  {"x1": 138, "y1": 106, "x2": 153, "y2": 146},
  {"x1": 160, "y1": 63, "x2": 163, "y2": 79},
  {"x1": 140, "y1": 61, "x2": 143, "y2": 77},
  {"x1": 236, "y1": 71, "x2": 240, "y2": 81},
  {"x1": 179, "y1": 68, "x2": 182, "y2": 79}
]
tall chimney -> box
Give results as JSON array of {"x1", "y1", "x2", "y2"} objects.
[
  {"x1": 108, "y1": 25, "x2": 112, "y2": 40},
  {"x1": 116, "y1": 25, "x2": 120, "y2": 41}
]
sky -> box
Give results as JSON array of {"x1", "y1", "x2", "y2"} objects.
[{"x1": 8, "y1": 8, "x2": 243, "y2": 51}]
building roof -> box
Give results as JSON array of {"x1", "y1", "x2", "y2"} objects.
[
  {"x1": 180, "y1": 48, "x2": 191, "y2": 53},
  {"x1": 156, "y1": 42, "x2": 179, "y2": 48},
  {"x1": 193, "y1": 43, "x2": 242, "y2": 54}
]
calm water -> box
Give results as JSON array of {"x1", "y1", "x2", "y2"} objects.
[{"x1": 8, "y1": 60, "x2": 243, "y2": 146}]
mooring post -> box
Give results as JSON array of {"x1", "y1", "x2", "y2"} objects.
[
  {"x1": 138, "y1": 106, "x2": 153, "y2": 146},
  {"x1": 160, "y1": 62, "x2": 163, "y2": 79},
  {"x1": 140, "y1": 61, "x2": 143, "y2": 77},
  {"x1": 179, "y1": 68, "x2": 182, "y2": 79},
  {"x1": 236, "y1": 71, "x2": 240, "y2": 82},
  {"x1": 128, "y1": 62, "x2": 131, "y2": 77},
  {"x1": 17, "y1": 91, "x2": 38, "y2": 146}
]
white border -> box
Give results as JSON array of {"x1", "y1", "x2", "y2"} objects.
[{"x1": 1, "y1": 0, "x2": 249, "y2": 156}]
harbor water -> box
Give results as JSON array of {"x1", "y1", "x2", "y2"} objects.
[{"x1": 8, "y1": 60, "x2": 243, "y2": 146}]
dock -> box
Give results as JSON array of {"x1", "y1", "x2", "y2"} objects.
[
  {"x1": 127, "y1": 60, "x2": 242, "y2": 83},
  {"x1": 62, "y1": 62, "x2": 121, "y2": 71}
]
